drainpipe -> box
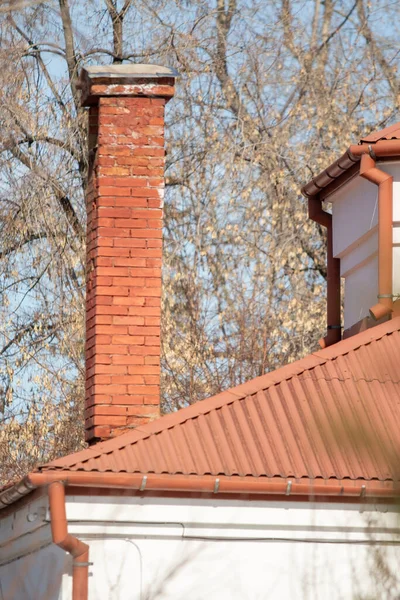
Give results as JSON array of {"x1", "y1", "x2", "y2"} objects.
[
  {"x1": 308, "y1": 195, "x2": 341, "y2": 348},
  {"x1": 48, "y1": 481, "x2": 89, "y2": 600},
  {"x1": 357, "y1": 152, "x2": 393, "y2": 321}
]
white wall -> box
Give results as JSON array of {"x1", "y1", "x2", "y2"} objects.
[
  {"x1": 330, "y1": 161, "x2": 400, "y2": 330},
  {"x1": 1, "y1": 493, "x2": 400, "y2": 600}
]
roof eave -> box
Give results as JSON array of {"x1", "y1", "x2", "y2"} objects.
[
  {"x1": 1, "y1": 472, "x2": 398, "y2": 509},
  {"x1": 302, "y1": 139, "x2": 400, "y2": 199}
]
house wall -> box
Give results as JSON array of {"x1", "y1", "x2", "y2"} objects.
[
  {"x1": 330, "y1": 161, "x2": 400, "y2": 330},
  {"x1": 1, "y1": 493, "x2": 400, "y2": 600}
]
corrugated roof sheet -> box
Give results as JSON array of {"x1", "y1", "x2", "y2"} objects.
[
  {"x1": 360, "y1": 122, "x2": 400, "y2": 143},
  {"x1": 40, "y1": 318, "x2": 400, "y2": 483}
]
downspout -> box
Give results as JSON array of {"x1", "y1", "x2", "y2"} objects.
[
  {"x1": 308, "y1": 195, "x2": 341, "y2": 348},
  {"x1": 358, "y1": 152, "x2": 393, "y2": 320},
  {"x1": 48, "y1": 481, "x2": 90, "y2": 600}
]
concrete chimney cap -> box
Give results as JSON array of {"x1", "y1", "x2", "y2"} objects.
[{"x1": 82, "y1": 64, "x2": 179, "y2": 79}]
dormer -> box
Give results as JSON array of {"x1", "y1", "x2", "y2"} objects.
[{"x1": 302, "y1": 123, "x2": 400, "y2": 345}]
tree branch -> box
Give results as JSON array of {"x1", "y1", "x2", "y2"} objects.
[
  {"x1": 0, "y1": 232, "x2": 46, "y2": 260},
  {"x1": 59, "y1": 0, "x2": 80, "y2": 110},
  {"x1": 6, "y1": 141, "x2": 84, "y2": 239}
]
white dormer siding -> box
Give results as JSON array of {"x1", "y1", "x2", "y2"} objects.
[{"x1": 329, "y1": 161, "x2": 400, "y2": 332}]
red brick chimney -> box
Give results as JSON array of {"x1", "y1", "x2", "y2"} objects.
[{"x1": 80, "y1": 65, "x2": 177, "y2": 444}]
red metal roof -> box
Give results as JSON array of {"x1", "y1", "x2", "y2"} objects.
[
  {"x1": 360, "y1": 122, "x2": 400, "y2": 143},
  {"x1": 39, "y1": 317, "x2": 400, "y2": 483}
]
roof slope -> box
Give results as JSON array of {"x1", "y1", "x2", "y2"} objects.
[
  {"x1": 40, "y1": 318, "x2": 400, "y2": 483},
  {"x1": 360, "y1": 122, "x2": 400, "y2": 143}
]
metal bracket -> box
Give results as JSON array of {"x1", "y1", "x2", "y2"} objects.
[
  {"x1": 368, "y1": 144, "x2": 377, "y2": 160},
  {"x1": 285, "y1": 481, "x2": 292, "y2": 496},
  {"x1": 213, "y1": 478, "x2": 220, "y2": 494},
  {"x1": 73, "y1": 561, "x2": 93, "y2": 567},
  {"x1": 139, "y1": 475, "x2": 148, "y2": 492}
]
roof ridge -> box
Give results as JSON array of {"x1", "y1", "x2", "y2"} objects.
[
  {"x1": 40, "y1": 317, "x2": 400, "y2": 471},
  {"x1": 360, "y1": 121, "x2": 400, "y2": 143}
]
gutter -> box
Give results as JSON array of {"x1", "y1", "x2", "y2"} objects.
[
  {"x1": 0, "y1": 472, "x2": 396, "y2": 508},
  {"x1": 48, "y1": 481, "x2": 89, "y2": 600}
]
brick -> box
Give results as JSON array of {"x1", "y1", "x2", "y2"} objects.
[
  {"x1": 91, "y1": 415, "x2": 128, "y2": 426},
  {"x1": 95, "y1": 305, "x2": 129, "y2": 316},
  {"x1": 111, "y1": 375, "x2": 144, "y2": 384},
  {"x1": 144, "y1": 395, "x2": 160, "y2": 404},
  {"x1": 112, "y1": 355, "x2": 144, "y2": 365},
  {"x1": 130, "y1": 229, "x2": 163, "y2": 238},
  {"x1": 112, "y1": 335, "x2": 145, "y2": 345},
  {"x1": 89, "y1": 365, "x2": 127, "y2": 375},
  {"x1": 129, "y1": 188, "x2": 161, "y2": 198},
  {"x1": 114, "y1": 258, "x2": 146, "y2": 267},
  {"x1": 96, "y1": 257, "x2": 114, "y2": 267},
  {"x1": 148, "y1": 219, "x2": 163, "y2": 229},
  {"x1": 129, "y1": 287, "x2": 161, "y2": 298},
  {"x1": 145, "y1": 317, "x2": 161, "y2": 326},
  {"x1": 112, "y1": 277, "x2": 145, "y2": 287},
  {"x1": 94, "y1": 384, "x2": 127, "y2": 395},
  {"x1": 98, "y1": 207, "x2": 132, "y2": 218},
  {"x1": 128, "y1": 326, "x2": 160, "y2": 336},
  {"x1": 114, "y1": 239, "x2": 147, "y2": 248},
  {"x1": 95, "y1": 325, "x2": 128, "y2": 335},
  {"x1": 111, "y1": 396, "x2": 144, "y2": 405},
  {"x1": 128, "y1": 365, "x2": 160, "y2": 375},
  {"x1": 96, "y1": 286, "x2": 129, "y2": 296},
  {"x1": 130, "y1": 249, "x2": 162, "y2": 258},
  {"x1": 145, "y1": 356, "x2": 160, "y2": 365},
  {"x1": 97, "y1": 344, "x2": 128, "y2": 355},
  {"x1": 132, "y1": 147, "x2": 165, "y2": 157},
  {"x1": 128, "y1": 346, "x2": 160, "y2": 356},
  {"x1": 114, "y1": 296, "x2": 145, "y2": 305},
  {"x1": 97, "y1": 156, "x2": 115, "y2": 166},
  {"x1": 113, "y1": 316, "x2": 145, "y2": 325},
  {"x1": 94, "y1": 276, "x2": 113, "y2": 286},
  {"x1": 146, "y1": 298, "x2": 161, "y2": 307},
  {"x1": 145, "y1": 337, "x2": 160, "y2": 346},
  {"x1": 144, "y1": 278, "x2": 162, "y2": 288},
  {"x1": 148, "y1": 199, "x2": 164, "y2": 209},
  {"x1": 128, "y1": 385, "x2": 159, "y2": 395},
  {"x1": 97, "y1": 248, "x2": 131, "y2": 257},
  {"x1": 114, "y1": 198, "x2": 147, "y2": 208},
  {"x1": 87, "y1": 425, "x2": 110, "y2": 439},
  {"x1": 97, "y1": 267, "x2": 129, "y2": 277},
  {"x1": 86, "y1": 406, "x2": 144, "y2": 417},
  {"x1": 147, "y1": 239, "x2": 163, "y2": 248},
  {"x1": 96, "y1": 237, "x2": 114, "y2": 247},
  {"x1": 98, "y1": 186, "x2": 130, "y2": 196},
  {"x1": 128, "y1": 307, "x2": 160, "y2": 316},
  {"x1": 131, "y1": 268, "x2": 160, "y2": 277}
]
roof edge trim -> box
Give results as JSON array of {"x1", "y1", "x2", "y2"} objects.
[{"x1": 302, "y1": 139, "x2": 400, "y2": 199}]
